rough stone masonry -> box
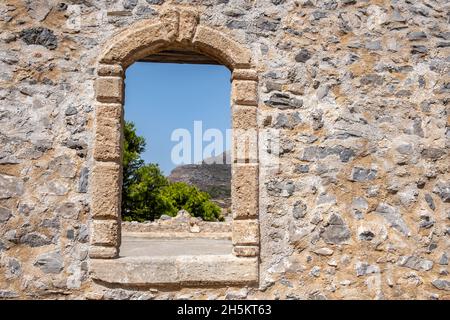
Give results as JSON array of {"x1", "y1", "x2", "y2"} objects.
[{"x1": 0, "y1": 0, "x2": 449, "y2": 300}]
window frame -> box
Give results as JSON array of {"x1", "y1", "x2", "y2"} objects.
[{"x1": 88, "y1": 8, "x2": 260, "y2": 286}]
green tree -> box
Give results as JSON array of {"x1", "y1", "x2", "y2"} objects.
[
  {"x1": 159, "y1": 182, "x2": 222, "y2": 221},
  {"x1": 121, "y1": 121, "x2": 222, "y2": 222}
]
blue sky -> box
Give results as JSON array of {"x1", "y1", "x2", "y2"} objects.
[{"x1": 124, "y1": 62, "x2": 231, "y2": 175}]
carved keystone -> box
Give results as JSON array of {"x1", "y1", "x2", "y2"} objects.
[
  {"x1": 160, "y1": 8, "x2": 179, "y2": 41},
  {"x1": 178, "y1": 9, "x2": 199, "y2": 43}
]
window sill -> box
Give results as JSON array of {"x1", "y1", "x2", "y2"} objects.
[{"x1": 90, "y1": 254, "x2": 258, "y2": 286}]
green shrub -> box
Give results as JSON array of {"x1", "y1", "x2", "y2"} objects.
[{"x1": 121, "y1": 121, "x2": 222, "y2": 222}]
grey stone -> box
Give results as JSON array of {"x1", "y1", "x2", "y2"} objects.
[
  {"x1": 24, "y1": 0, "x2": 51, "y2": 21},
  {"x1": 34, "y1": 251, "x2": 64, "y2": 274},
  {"x1": 56, "y1": 202, "x2": 79, "y2": 220},
  {"x1": 0, "y1": 290, "x2": 19, "y2": 298},
  {"x1": 256, "y1": 16, "x2": 280, "y2": 32},
  {"x1": 274, "y1": 112, "x2": 301, "y2": 129},
  {"x1": 356, "y1": 261, "x2": 379, "y2": 276},
  {"x1": 295, "y1": 49, "x2": 311, "y2": 63},
  {"x1": 419, "y1": 215, "x2": 434, "y2": 229},
  {"x1": 349, "y1": 167, "x2": 377, "y2": 182},
  {"x1": 226, "y1": 20, "x2": 247, "y2": 29},
  {"x1": 4, "y1": 230, "x2": 17, "y2": 243},
  {"x1": 78, "y1": 167, "x2": 89, "y2": 193},
  {"x1": 360, "y1": 74, "x2": 384, "y2": 86},
  {"x1": 293, "y1": 200, "x2": 307, "y2": 219},
  {"x1": 56, "y1": 3, "x2": 68, "y2": 11},
  {"x1": 63, "y1": 139, "x2": 87, "y2": 157},
  {"x1": 433, "y1": 181, "x2": 450, "y2": 203},
  {"x1": 407, "y1": 32, "x2": 427, "y2": 41},
  {"x1": 359, "y1": 230, "x2": 375, "y2": 241},
  {"x1": 265, "y1": 93, "x2": 303, "y2": 109},
  {"x1": 300, "y1": 146, "x2": 355, "y2": 163},
  {"x1": 145, "y1": 0, "x2": 164, "y2": 4},
  {"x1": 438, "y1": 253, "x2": 448, "y2": 265},
  {"x1": 310, "y1": 266, "x2": 321, "y2": 277},
  {"x1": 41, "y1": 217, "x2": 60, "y2": 229},
  {"x1": 20, "y1": 232, "x2": 51, "y2": 247},
  {"x1": 317, "y1": 193, "x2": 336, "y2": 206},
  {"x1": 321, "y1": 213, "x2": 351, "y2": 244},
  {"x1": 295, "y1": 164, "x2": 309, "y2": 173},
  {"x1": 78, "y1": 224, "x2": 88, "y2": 243},
  {"x1": 396, "y1": 143, "x2": 413, "y2": 155},
  {"x1": 311, "y1": 11, "x2": 327, "y2": 20},
  {"x1": 0, "y1": 174, "x2": 24, "y2": 199},
  {"x1": 365, "y1": 41, "x2": 381, "y2": 51},
  {"x1": 374, "y1": 203, "x2": 410, "y2": 236},
  {"x1": 65, "y1": 106, "x2": 78, "y2": 116},
  {"x1": 431, "y1": 279, "x2": 450, "y2": 291},
  {"x1": 0, "y1": 206, "x2": 12, "y2": 222},
  {"x1": 267, "y1": 180, "x2": 295, "y2": 197},
  {"x1": 123, "y1": 0, "x2": 138, "y2": 9},
  {"x1": 19, "y1": 27, "x2": 57, "y2": 50},
  {"x1": 425, "y1": 194, "x2": 435, "y2": 210},
  {"x1": 398, "y1": 256, "x2": 433, "y2": 271},
  {"x1": 421, "y1": 148, "x2": 446, "y2": 161},
  {"x1": 159, "y1": 214, "x2": 172, "y2": 220},
  {"x1": 8, "y1": 258, "x2": 21, "y2": 277},
  {"x1": 316, "y1": 85, "x2": 329, "y2": 100},
  {"x1": 411, "y1": 45, "x2": 428, "y2": 54},
  {"x1": 313, "y1": 247, "x2": 333, "y2": 256},
  {"x1": 225, "y1": 288, "x2": 248, "y2": 300}
]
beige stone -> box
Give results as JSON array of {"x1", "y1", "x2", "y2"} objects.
[
  {"x1": 97, "y1": 64, "x2": 123, "y2": 77},
  {"x1": 232, "y1": 128, "x2": 258, "y2": 163},
  {"x1": 100, "y1": 22, "x2": 170, "y2": 67},
  {"x1": 178, "y1": 9, "x2": 199, "y2": 43},
  {"x1": 193, "y1": 25, "x2": 251, "y2": 69},
  {"x1": 160, "y1": 8, "x2": 179, "y2": 41},
  {"x1": 93, "y1": 104, "x2": 122, "y2": 162},
  {"x1": 233, "y1": 246, "x2": 259, "y2": 257},
  {"x1": 232, "y1": 105, "x2": 257, "y2": 130},
  {"x1": 232, "y1": 80, "x2": 258, "y2": 106},
  {"x1": 90, "y1": 220, "x2": 120, "y2": 246},
  {"x1": 95, "y1": 77, "x2": 123, "y2": 103},
  {"x1": 232, "y1": 69, "x2": 258, "y2": 81},
  {"x1": 90, "y1": 255, "x2": 258, "y2": 285},
  {"x1": 232, "y1": 220, "x2": 259, "y2": 245},
  {"x1": 89, "y1": 246, "x2": 119, "y2": 259},
  {"x1": 232, "y1": 164, "x2": 259, "y2": 219},
  {"x1": 91, "y1": 162, "x2": 121, "y2": 219}
]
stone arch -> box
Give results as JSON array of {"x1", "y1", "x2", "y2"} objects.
[
  {"x1": 89, "y1": 7, "x2": 260, "y2": 286},
  {"x1": 98, "y1": 8, "x2": 252, "y2": 70}
]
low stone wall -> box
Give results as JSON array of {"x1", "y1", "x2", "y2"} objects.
[{"x1": 122, "y1": 211, "x2": 231, "y2": 235}]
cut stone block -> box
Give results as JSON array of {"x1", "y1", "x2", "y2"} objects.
[
  {"x1": 232, "y1": 164, "x2": 259, "y2": 219},
  {"x1": 91, "y1": 162, "x2": 121, "y2": 219}
]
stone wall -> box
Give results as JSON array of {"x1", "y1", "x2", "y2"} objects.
[
  {"x1": 122, "y1": 211, "x2": 231, "y2": 236},
  {"x1": 0, "y1": 0, "x2": 449, "y2": 300}
]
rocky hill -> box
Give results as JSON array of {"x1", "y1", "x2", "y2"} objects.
[{"x1": 167, "y1": 152, "x2": 231, "y2": 211}]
